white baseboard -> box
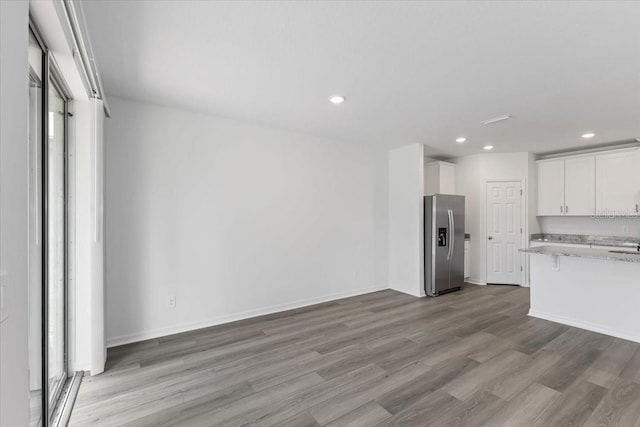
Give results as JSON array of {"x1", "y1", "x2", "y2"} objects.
[
  {"x1": 388, "y1": 287, "x2": 424, "y2": 298},
  {"x1": 528, "y1": 309, "x2": 640, "y2": 344},
  {"x1": 107, "y1": 285, "x2": 387, "y2": 348},
  {"x1": 466, "y1": 278, "x2": 529, "y2": 287}
]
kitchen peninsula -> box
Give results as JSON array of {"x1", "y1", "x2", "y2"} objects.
[{"x1": 522, "y1": 243, "x2": 640, "y2": 343}]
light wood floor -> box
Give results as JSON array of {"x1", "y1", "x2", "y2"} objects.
[{"x1": 70, "y1": 284, "x2": 640, "y2": 426}]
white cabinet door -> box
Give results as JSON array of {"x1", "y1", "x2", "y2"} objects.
[
  {"x1": 596, "y1": 150, "x2": 640, "y2": 216},
  {"x1": 424, "y1": 162, "x2": 439, "y2": 196},
  {"x1": 564, "y1": 156, "x2": 595, "y2": 216},
  {"x1": 424, "y1": 161, "x2": 456, "y2": 196},
  {"x1": 439, "y1": 162, "x2": 456, "y2": 194},
  {"x1": 537, "y1": 159, "x2": 565, "y2": 216}
]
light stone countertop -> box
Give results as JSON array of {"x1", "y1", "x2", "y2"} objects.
[
  {"x1": 520, "y1": 245, "x2": 640, "y2": 264},
  {"x1": 530, "y1": 233, "x2": 640, "y2": 248}
]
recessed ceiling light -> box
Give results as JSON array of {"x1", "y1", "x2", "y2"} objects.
[
  {"x1": 456, "y1": 137, "x2": 467, "y2": 143},
  {"x1": 329, "y1": 95, "x2": 345, "y2": 104},
  {"x1": 483, "y1": 145, "x2": 494, "y2": 151},
  {"x1": 581, "y1": 132, "x2": 595, "y2": 139}
]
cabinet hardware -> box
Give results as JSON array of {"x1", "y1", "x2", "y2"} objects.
[{"x1": 560, "y1": 206, "x2": 563, "y2": 214}]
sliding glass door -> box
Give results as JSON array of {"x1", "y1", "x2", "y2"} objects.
[
  {"x1": 28, "y1": 29, "x2": 44, "y2": 427},
  {"x1": 29, "y1": 24, "x2": 71, "y2": 426},
  {"x1": 47, "y1": 78, "x2": 68, "y2": 413}
]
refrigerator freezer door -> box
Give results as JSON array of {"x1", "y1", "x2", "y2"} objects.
[
  {"x1": 425, "y1": 195, "x2": 452, "y2": 296},
  {"x1": 448, "y1": 196, "x2": 466, "y2": 291}
]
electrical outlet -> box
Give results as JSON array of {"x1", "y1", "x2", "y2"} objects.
[{"x1": 167, "y1": 295, "x2": 176, "y2": 308}]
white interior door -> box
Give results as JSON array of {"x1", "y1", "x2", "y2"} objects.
[{"x1": 486, "y1": 181, "x2": 522, "y2": 285}]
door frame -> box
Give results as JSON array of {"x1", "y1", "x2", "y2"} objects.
[
  {"x1": 31, "y1": 18, "x2": 74, "y2": 425},
  {"x1": 483, "y1": 178, "x2": 528, "y2": 287}
]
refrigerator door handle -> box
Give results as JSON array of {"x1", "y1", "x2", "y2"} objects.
[{"x1": 447, "y1": 209, "x2": 454, "y2": 261}]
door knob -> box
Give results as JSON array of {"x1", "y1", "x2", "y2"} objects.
[{"x1": 488, "y1": 236, "x2": 493, "y2": 240}]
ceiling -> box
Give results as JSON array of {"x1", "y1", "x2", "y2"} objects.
[{"x1": 82, "y1": 1, "x2": 640, "y2": 156}]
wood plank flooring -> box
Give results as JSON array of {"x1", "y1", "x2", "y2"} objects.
[{"x1": 70, "y1": 285, "x2": 640, "y2": 426}]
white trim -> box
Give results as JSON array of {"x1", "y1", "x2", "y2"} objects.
[
  {"x1": 66, "y1": 100, "x2": 77, "y2": 374},
  {"x1": 424, "y1": 160, "x2": 456, "y2": 167},
  {"x1": 537, "y1": 143, "x2": 640, "y2": 160},
  {"x1": 465, "y1": 278, "x2": 486, "y2": 286},
  {"x1": 106, "y1": 285, "x2": 387, "y2": 348},
  {"x1": 528, "y1": 309, "x2": 640, "y2": 344},
  {"x1": 52, "y1": 0, "x2": 111, "y2": 116}
]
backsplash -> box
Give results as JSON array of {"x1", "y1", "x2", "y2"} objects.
[{"x1": 538, "y1": 217, "x2": 640, "y2": 237}]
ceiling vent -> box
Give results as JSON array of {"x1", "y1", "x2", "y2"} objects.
[{"x1": 481, "y1": 114, "x2": 512, "y2": 125}]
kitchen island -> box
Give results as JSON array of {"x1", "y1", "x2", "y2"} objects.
[{"x1": 521, "y1": 245, "x2": 640, "y2": 343}]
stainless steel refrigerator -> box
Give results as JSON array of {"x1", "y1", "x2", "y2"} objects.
[{"x1": 424, "y1": 194, "x2": 465, "y2": 296}]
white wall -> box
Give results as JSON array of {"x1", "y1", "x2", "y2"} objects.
[
  {"x1": 105, "y1": 97, "x2": 387, "y2": 346},
  {"x1": 373, "y1": 151, "x2": 390, "y2": 296},
  {"x1": 389, "y1": 144, "x2": 424, "y2": 297},
  {"x1": 0, "y1": 1, "x2": 30, "y2": 425},
  {"x1": 454, "y1": 152, "x2": 534, "y2": 285}
]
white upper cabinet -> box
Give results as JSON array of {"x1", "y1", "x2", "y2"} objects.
[
  {"x1": 595, "y1": 149, "x2": 640, "y2": 216},
  {"x1": 564, "y1": 156, "x2": 595, "y2": 216},
  {"x1": 424, "y1": 161, "x2": 456, "y2": 196},
  {"x1": 537, "y1": 147, "x2": 640, "y2": 217},
  {"x1": 537, "y1": 154, "x2": 595, "y2": 216},
  {"x1": 537, "y1": 159, "x2": 565, "y2": 215}
]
